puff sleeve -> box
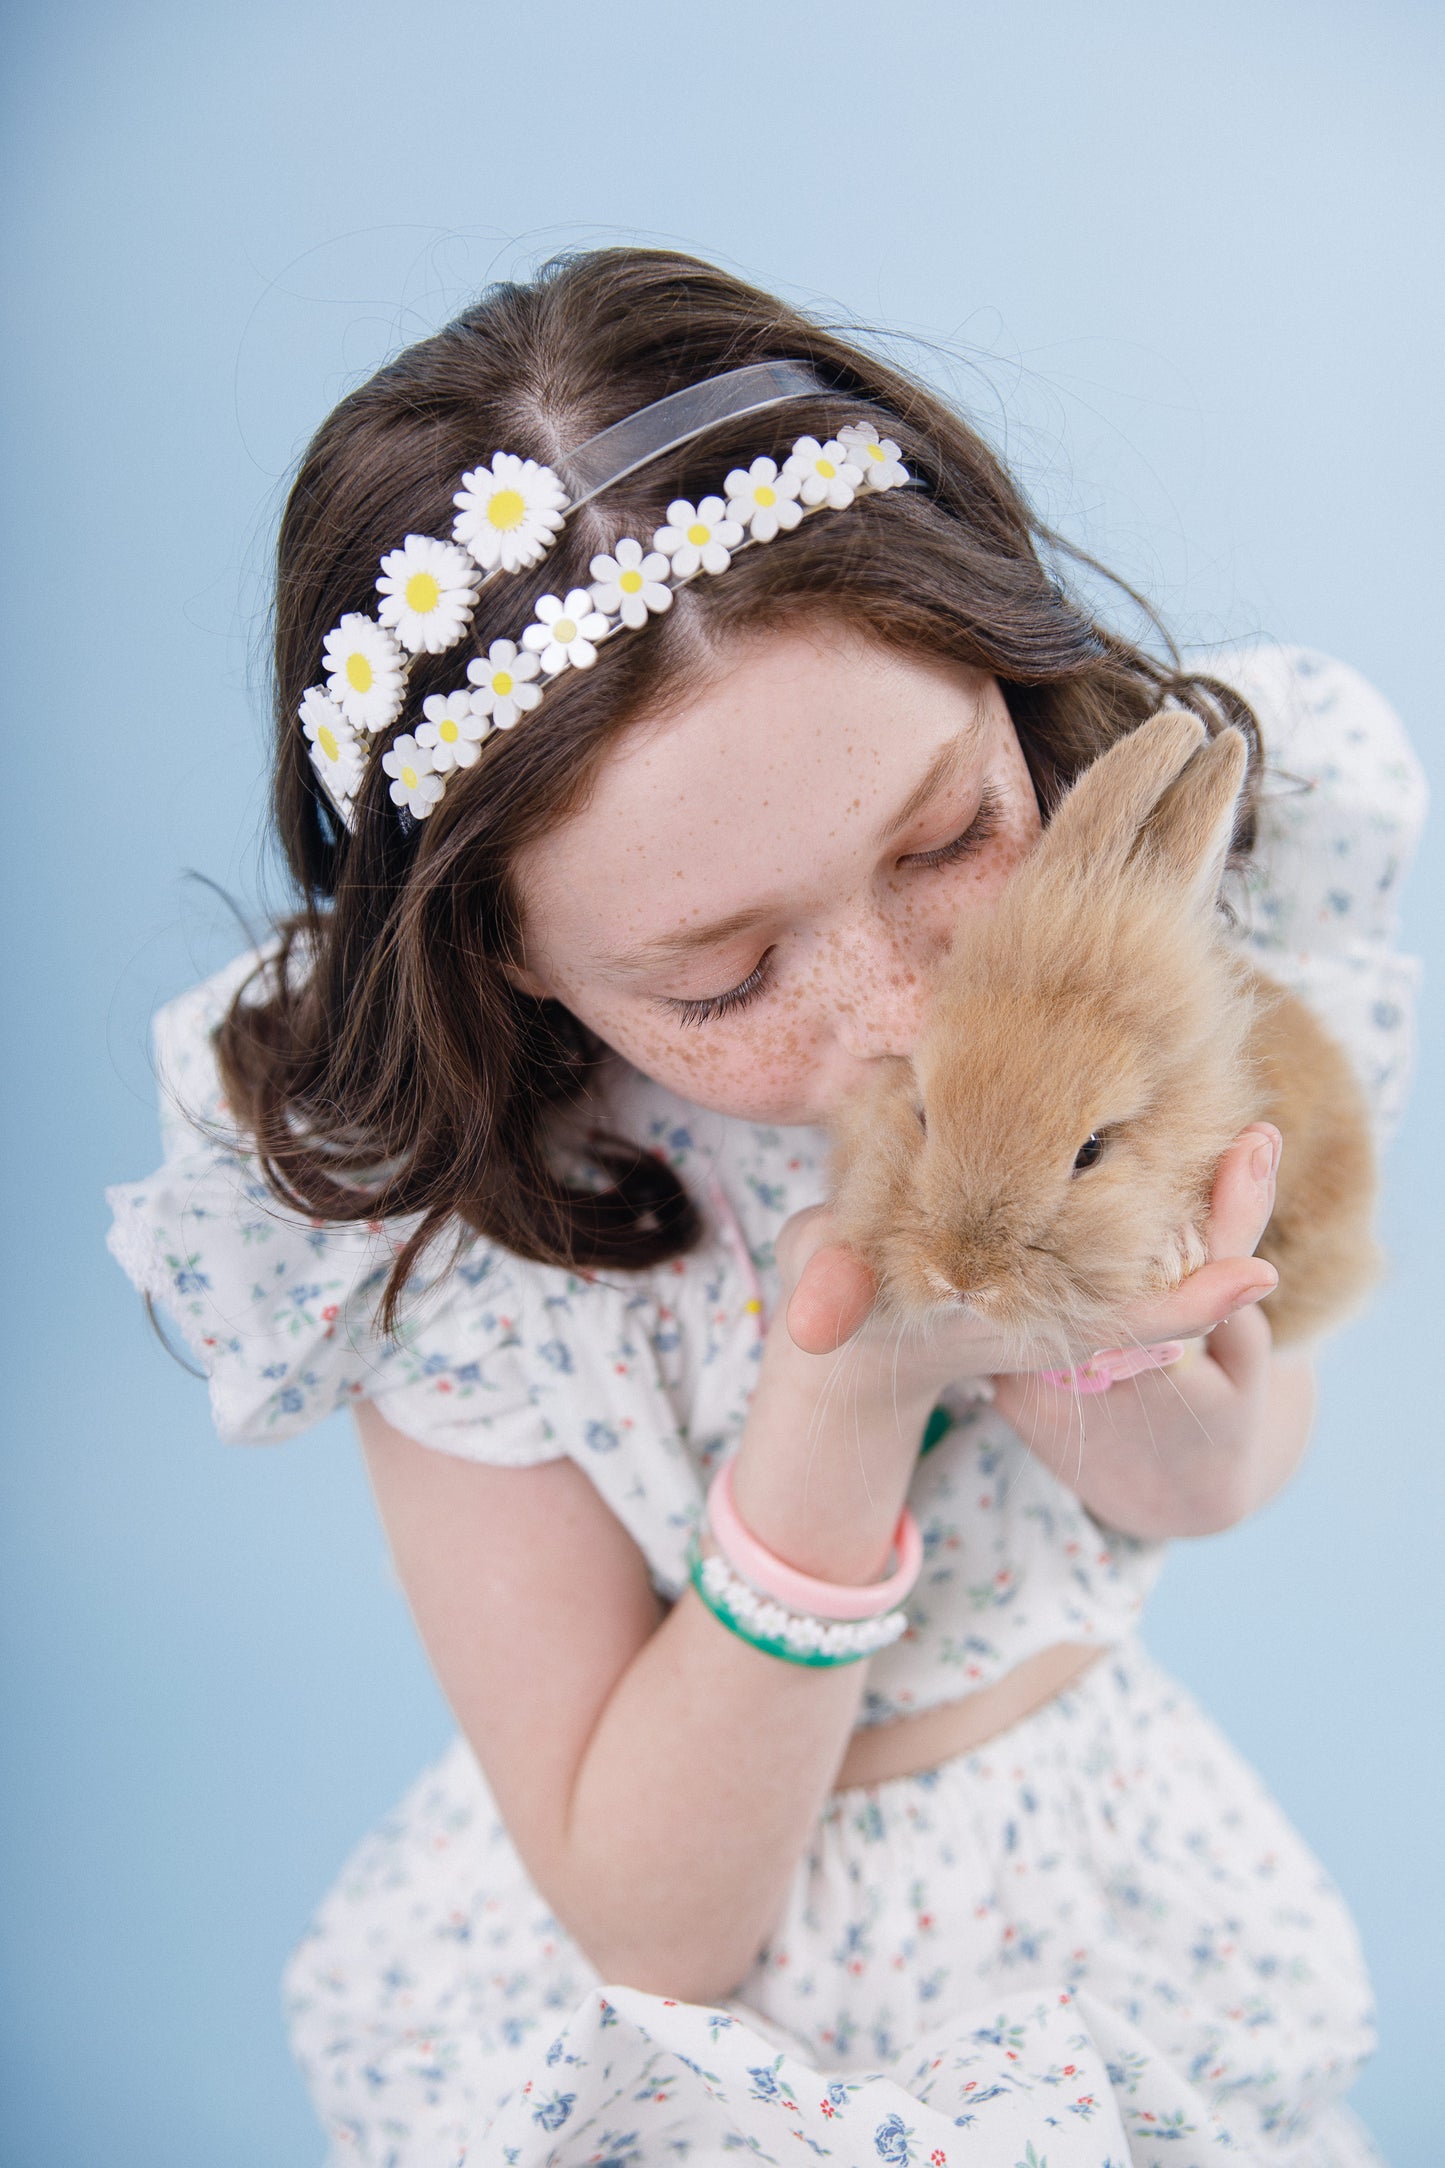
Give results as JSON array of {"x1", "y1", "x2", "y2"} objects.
[
  {"x1": 105, "y1": 949, "x2": 565, "y2": 1464},
  {"x1": 1207, "y1": 644, "x2": 1429, "y2": 1144}
]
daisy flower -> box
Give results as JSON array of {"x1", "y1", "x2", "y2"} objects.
[
  {"x1": 322, "y1": 614, "x2": 407, "y2": 734},
  {"x1": 838, "y1": 423, "x2": 909, "y2": 492},
  {"x1": 381, "y1": 734, "x2": 445, "y2": 819},
  {"x1": 466, "y1": 639, "x2": 543, "y2": 730},
  {"x1": 416, "y1": 691, "x2": 487, "y2": 772},
  {"x1": 723, "y1": 457, "x2": 803, "y2": 543},
  {"x1": 781, "y1": 436, "x2": 864, "y2": 512},
  {"x1": 452, "y1": 452, "x2": 568, "y2": 574},
  {"x1": 376, "y1": 534, "x2": 480, "y2": 654},
  {"x1": 652, "y1": 497, "x2": 745, "y2": 578},
  {"x1": 299, "y1": 686, "x2": 365, "y2": 801},
  {"x1": 520, "y1": 590, "x2": 610, "y2": 677},
  {"x1": 588, "y1": 538, "x2": 672, "y2": 629}
]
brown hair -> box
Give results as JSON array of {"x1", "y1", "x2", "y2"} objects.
[{"x1": 216, "y1": 247, "x2": 1262, "y2": 1328}]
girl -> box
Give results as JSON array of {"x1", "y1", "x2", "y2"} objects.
[{"x1": 107, "y1": 249, "x2": 1426, "y2": 2166}]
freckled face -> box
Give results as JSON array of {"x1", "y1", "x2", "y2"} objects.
[{"x1": 509, "y1": 624, "x2": 1043, "y2": 1127}]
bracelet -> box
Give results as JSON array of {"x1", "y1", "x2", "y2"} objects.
[
  {"x1": 687, "y1": 1537, "x2": 909, "y2": 1667},
  {"x1": 707, "y1": 1454, "x2": 923, "y2": 1620}
]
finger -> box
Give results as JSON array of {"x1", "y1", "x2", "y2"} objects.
[
  {"x1": 1120, "y1": 1256, "x2": 1278, "y2": 1348},
  {"x1": 1197, "y1": 1300, "x2": 1273, "y2": 1391},
  {"x1": 1205, "y1": 1123, "x2": 1282, "y2": 1264},
  {"x1": 785, "y1": 1243, "x2": 878, "y2": 1354}
]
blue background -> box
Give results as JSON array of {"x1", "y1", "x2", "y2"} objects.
[{"x1": 3, "y1": 2, "x2": 1441, "y2": 2161}]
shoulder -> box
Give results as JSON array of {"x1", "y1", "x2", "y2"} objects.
[
  {"x1": 1199, "y1": 642, "x2": 1427, "y2": 840},
  {"x1": 1197, "y1": 644, "x2": 1430, "y2": 1141}
]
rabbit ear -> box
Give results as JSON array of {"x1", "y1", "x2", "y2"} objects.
[
  {"x1": 1130, "y1": 726, "x2": 1249, "y2": 913},
  {"x1": 1039, "y1": 710, "x2": 1208, "y2": 881}
]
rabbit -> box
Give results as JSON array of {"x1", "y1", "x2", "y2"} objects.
[{"x1": 830, "y1": 708, "x2": 1382, "y2": 1357}]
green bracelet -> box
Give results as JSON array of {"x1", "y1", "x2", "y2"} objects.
[{"x1": 686, "y1": 1536, "x2": 908, "y2": 1669}]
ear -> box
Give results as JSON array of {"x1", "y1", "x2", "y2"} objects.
[
  {"x1": 1038, "y1": 709, "x2": 1207, "y2": 881},
  {"x1": 1130, "y1": 726, "x2": 1249, "y2": 914}
]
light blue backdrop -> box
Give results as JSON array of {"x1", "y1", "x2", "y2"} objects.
[{"x1": 2, "y1": 2, "x2": 1441, "y2": 2161}]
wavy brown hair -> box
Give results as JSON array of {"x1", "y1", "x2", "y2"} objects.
[{"x1": 216, "y1": 247, "x2": 1262, "y2": 1329}]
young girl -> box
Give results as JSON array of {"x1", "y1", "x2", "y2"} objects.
[{"x1": 107, "y1": 249, "x2": 1426, "y2": 2167}]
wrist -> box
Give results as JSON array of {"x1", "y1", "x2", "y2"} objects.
[{"x1": 735, "y1": 1328, "x2": 935, "y2": 1584}]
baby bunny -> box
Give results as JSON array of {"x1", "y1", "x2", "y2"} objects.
[{"x1": 831, "y1": 709, "x2": 1381, "y2": 1356}]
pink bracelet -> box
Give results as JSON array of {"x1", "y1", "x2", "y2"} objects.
[{"x1": 707, "y1": 1455, "x2": 923, "y2": 1621}]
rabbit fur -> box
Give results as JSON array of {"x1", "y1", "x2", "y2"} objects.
[{"x1": 830, "y1": 709, "x2": 1381, "y2": 1357}]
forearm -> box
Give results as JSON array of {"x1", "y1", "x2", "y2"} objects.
[
  {"x1": 1056, "y1": 1347, "x2": 1318, "y2": 1540},
  {"x1": 556, "y1": 1337, "x2": 933, "y2": 2000}
]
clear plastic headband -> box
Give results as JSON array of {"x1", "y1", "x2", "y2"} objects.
[{"x1": 299, "y1": 359, "x2": 912, "y2": 832}]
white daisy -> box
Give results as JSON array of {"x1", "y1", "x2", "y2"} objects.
[
  {"x1": 452, "y1": 452, "x2": 568, "y2": 573},
  {"x1": 466, "y1": 639, "x2": 543, "y2": 730},
  {"x1": 520, "y1": 590, "x2": 611, "y2": 677},
  {"x1": 322, "y1": 613, "x2": 407, "y2": 733},
  {"x1": 299, "y1": 686, "x2": 365, "y2": 801},
  {"x1": 651, "y1": 497, "x2": 745, "y2": 578},
  {"x1": 588, "y1": 538, "x2": 673, "y2": 629},
  {"x1": 723, "y1": 456, "x2": 803, "y2": 543},
  {"x1": 782, "y1": 435, "x2": 865, "y2": 512},
  {"x1": 416, "y1": 691, "x2": 487, "y2": 772},
  {"x1": 375, "y1": 534, "x2": 480, "y2": 654},
  {"x1": 838, "y1": 423, "x2": 909, "y2": 492},
  {"x1": 381, "y1": 734, "x2": 445, "y2": 819}
]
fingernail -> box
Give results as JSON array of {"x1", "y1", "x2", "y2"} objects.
[
  {"x1": 1250, "y1": 1138, "x2": 1274, "y2": 1184},
  {"x1": 1231, "y1": 1280, "x2": 1275, "y2": 1314}
]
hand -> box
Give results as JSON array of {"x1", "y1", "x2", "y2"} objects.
[{"x1": 989, "y1": 1123, "x2": 1291, "y2": 1536}]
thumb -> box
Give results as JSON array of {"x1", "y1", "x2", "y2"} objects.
[{"x1": 785, "y1": 1243, "x2": 878, "y2": 1354}]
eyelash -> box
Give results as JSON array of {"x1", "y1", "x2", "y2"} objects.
[{"x1": 664, "y1": 785, "x2": 1004, "y2": 1028}]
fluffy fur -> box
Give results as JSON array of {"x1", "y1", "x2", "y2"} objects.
[{"x1": 831, "y1": 710, "x2": 1381, "y2": 1355}]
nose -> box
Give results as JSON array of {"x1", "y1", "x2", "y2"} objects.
[{"x1": 823, "y1": 909, "x2": 938, "y2": 1062}]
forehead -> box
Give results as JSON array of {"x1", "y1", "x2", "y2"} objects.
[{"x1": 514, "y1": 626, "x2": 997, "y2": 966}]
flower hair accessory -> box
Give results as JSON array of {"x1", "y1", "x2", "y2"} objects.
[{"x1": 298, "y1": 361, "x2": 914, "y2": 831}]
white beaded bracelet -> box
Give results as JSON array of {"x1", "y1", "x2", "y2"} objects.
[{"x1": 688, "y1": 1536, "x2": 910, "y2": 1666}]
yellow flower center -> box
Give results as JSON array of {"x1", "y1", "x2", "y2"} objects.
[
  {"x1": 686, "y1": 522, "x2": 709, "y2": 547},
  {"x1": 754, "y1": 484, "x2": 776, "y2": 507},
  {"x1": 345, "y1": 652, "x2": 373, "y2": 693},
  {"x1": 492, "y1": 670, "x2": 513, "y2": 697},
  {"x1": 866, "y1": 441, "x2": 886, "y2": 463},
  {"x1": 487, "y1": 488, "x2": 526, "y2": 531},
  {"x1": 815, "y1": 458, "x2": 836, "y2": 479},
  {"x1": 619, "y1": 568, "x2": 644, "y2": 594},
  {"x1": 439, "y1": 718, "x2": 459, "y2": 743},
  {"x1": 552, "y1": 617, "x2": 578, "y2": 645},
  {"x1": 400, "y1": 764, "x2": 419, "y2": 790},
  {"x1": 405, "y1": 571, "x2": 441, "y2": 613},
  {"x1": 317, "y1": 724, "x2": 340, "y2": 762}
]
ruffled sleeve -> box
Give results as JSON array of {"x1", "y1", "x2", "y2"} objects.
[
  {"x1": 1206, "y1": 644, "x2": 1429, "y2": 1143},
  {"x1": 106, "y1": 948, "x2": 565, "y2": 1464}
]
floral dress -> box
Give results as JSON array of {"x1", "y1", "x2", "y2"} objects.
[{"x1": 106, "y1": 648, "x2": 1427, "y2": 2167}]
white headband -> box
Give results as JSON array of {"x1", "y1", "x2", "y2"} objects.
[{"x1": 298, "y1": 360, "x2": 912, "y2": 832}]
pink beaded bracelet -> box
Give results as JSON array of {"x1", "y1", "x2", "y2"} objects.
[{"x1": 707, "y1": 1455, "x2": 923, "y2": 1622}]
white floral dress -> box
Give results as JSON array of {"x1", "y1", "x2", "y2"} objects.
[{"x1": 107, "y1": 648, "x2": 1427, "y2": 2167}]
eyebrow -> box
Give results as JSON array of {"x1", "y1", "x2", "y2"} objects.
[{"x1": 611, "y1": 725, "x2": 984, "y2": 974}]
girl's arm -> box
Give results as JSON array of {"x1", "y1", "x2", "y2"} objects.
[{"x1": 356, "y1": 1260, "x2": 939, "y2": 2007}]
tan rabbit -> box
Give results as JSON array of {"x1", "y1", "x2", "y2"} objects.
[{"x1": 830, "y1": 709, "x2": 1381, "y2": 1356}]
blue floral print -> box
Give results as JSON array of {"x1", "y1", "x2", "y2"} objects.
[{"x1": 106, "y1": 650, "x2": 1425, "y2": 2165}]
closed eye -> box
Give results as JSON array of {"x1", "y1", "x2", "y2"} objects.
[
  {"x1": 900, "y1": 784, "x2": 1002, "y2": 868},
  {"x1": 663, "y1": 949, "x2": 776, "y2": 1028}
]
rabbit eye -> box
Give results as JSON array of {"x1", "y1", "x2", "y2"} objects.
[{"x1": 1073, "y1": 1131, "x2": 1104, "y2": 1171}]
